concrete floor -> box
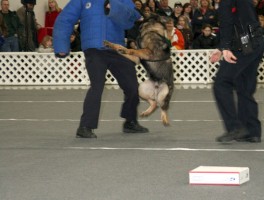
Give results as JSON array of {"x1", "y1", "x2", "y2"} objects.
[{"x1": 0, "y1": 85, "x2": 264, "y2": 200}]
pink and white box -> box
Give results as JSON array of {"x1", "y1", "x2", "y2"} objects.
[{"x1": 189, "y1": 166, "x2": 250, "y2": 186}]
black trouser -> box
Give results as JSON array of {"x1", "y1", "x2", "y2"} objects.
[
  {"x1": 79, "y1": 49, "x2": 139, "y2": 129},
  {"x1": 213, "y1": 40, "x2": 264, "y2": 137}
]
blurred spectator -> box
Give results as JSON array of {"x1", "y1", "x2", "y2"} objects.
[
  {"x1": 182, "y1": 3, "x2": 193, "y2": 25},
  {"x1": 253, "y1": 0, "x2": 258, "y2": 7},
  {"x1": 165, "y1": 17, "x2": 185, "y2": 50},
  {"x1": 192, "y1": 0, "x2": 218, "y2": 39},
  {"x1": 45, "y1": 0, "x2": 62, "y2": 28},
  {"x1": 177, "y1": 15, "x2": 194, "y2": 49},
  {"x1": 70, "y1": 30, "x2": 81, "y2": 52},
  {"x1": 212, "y1": 0, "x2": 221, "y2": 10},
  {"x1": 17, "y1": 2, "x2": 41, "y2": 51},
  {"x1": 192, "y1": 23, "x2": 218, "y2": 49},
  {"x1": 189, "y1": 0, "x2": 199, "y2": 15},
  {"x1": 171, "y1": 2, "x2": 183, "y2": 26},
  {"x1": 0, "y1": 0, "x2": 22, "y2": 52},
  {"x1": 126, "y1": 0, "x2": 145, "y2": 48},
  {"x1": 37, "y1": 35, "x2": 53, "y2": 53},
  {"x1": 156, "y1": 0, "x2": 173, "y2": 17},
  {"x1": 0, "y1": 9, "x2": 7, "y2": 47},
  {"x1": 258, "y1": 14, "x2": 264, "y2": 32},
  {"x1": 144, "y1": 0, "x2": 159, "y2": 13},
  {"x1": 256, "y1": 0, "x2": 264, "y2": 15},
  {"x1": 134, "y1": 0, "x2": 145, "y2": 16},
  {"x1": 143, "y1": 5, "x2": 157, "y2": 18}
]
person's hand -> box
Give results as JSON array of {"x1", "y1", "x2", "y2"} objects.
[
  {"x1": 55, "y1": 53, "x2": 68, "y2": 58},
  {"x1": 105, "y1": 2, "x2": 110, "y2": 9},
  {"x1": 222, "y1": 50, "x2": 237, "y2": 63},
  {"x1": 210, "y1": 49, "x2": 222, "y2": 63},
  {"x1": 104, "y1": 0, "x2": 110, "y2": 15}
]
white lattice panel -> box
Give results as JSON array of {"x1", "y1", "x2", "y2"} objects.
[{"x1": 0, "y1": 50, "x2": 263, "y2": 85}]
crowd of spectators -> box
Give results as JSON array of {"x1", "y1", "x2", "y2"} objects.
[
  {"x1": 0, "y1": 0, "x2": 264, "y2": 52},
  {"x1": 128, "y1": 0, "x2": 264, "y2": 50},
  {"x1": 0, "y1": 0, "x2": 80, "y2": 53}
]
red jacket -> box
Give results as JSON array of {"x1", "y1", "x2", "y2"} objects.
[
  {"x1": 169, "y1": 28, "x2": 185, "y2": 50},
  {"x1": 45, "y1": 10, "x2": 61, "y2": 27}
]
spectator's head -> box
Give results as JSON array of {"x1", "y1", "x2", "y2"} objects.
[
  {"x1": 41, "y1": 35, "x2": 53, "y2": 48},
  {"x1": 48, "y1": 0, "x2": 61, "y2": 12},
  {"x1": 134, "y1": 0, "x2": 143, "y2": 11},
  {"x1": 177, "y1": 15, "x2": 191, "y2": 29},
  {"x1": 174, "y1": 2, "x2": 183, "y2": 14},
  {"x1": 145, "y1": 0, "x2": 157, "y2": 11},
  {"x1": 1, "y1": 0, "x2": 9, "y2": 13},
  {"x1": 259, "y1": 15, "x2": 264, "y2": 28},
  {"x1": 143, "y1": 5, "x2": 152, "y2": 18},
  {"x1": 189, "y1": 0, "x2": 198, "y2": 9},
  {"x1": 199, "y1": 0, "x2": 211, "y2": 9},
  {"x1": 201, "y1": 24, "x2": 213, "y2": 37},
  {"x1": 24, "y1": 3, "x2": 35, "y2": 11},
  {"x1": 165, "y1": 17, "x2": 175, "y2": 31},
  {"x1": 182, "y1": 3, "x2": 192, "y2": 14},
  {"x1": 253, "y1": 0, "x2": 258, "y2": 7},
  {"x1": 160, "y1": 0, "x2": 169, "y2": 8}
]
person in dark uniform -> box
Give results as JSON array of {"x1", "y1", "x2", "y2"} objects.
[
  {"x1": 210, "y1": 0, "x2": 264, "y2": 143},
  {"x1": 53, "y1": 0, "x2": 149, "y2": 138}
]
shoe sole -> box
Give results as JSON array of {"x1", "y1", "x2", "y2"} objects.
[
  {"x1": 123, "y1": 129, "x2": 149, "y2": 133},
  {"x1": 236, "y1": 139, "x2": 261, "y2": 143},
  {"x1": 76, "y1": 134, "x2": 97, "y2": 138}
]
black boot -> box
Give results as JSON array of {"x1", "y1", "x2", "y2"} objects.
[
  {"x1": 123, "y1": 120, "x2": 149, "y2": 133},
  {"x1": 216, "y1": 128, "x2": 248, "y2": 143},
  {"x1": 76, "y1": 127, "x2": 97, "y2": 138}
]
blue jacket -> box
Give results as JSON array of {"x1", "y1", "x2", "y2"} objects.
[{"x1": 53, "y1": 0, "x2": 140, "y2": 55}]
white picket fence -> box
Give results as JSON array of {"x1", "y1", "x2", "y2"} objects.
[{"x1": 0, "y1": 50, "x2": 263, "y2": 85}]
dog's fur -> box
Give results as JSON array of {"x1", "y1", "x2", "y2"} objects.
[{"x1": 104, "y1": 16, "x2": 174, "y2": 126}]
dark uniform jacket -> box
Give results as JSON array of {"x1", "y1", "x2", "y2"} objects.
[{"x1": 218, "y1": 0, "x2": 263, "y2": 51}]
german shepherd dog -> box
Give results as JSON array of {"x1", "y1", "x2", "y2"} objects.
[{"x1": 104, "y1": 16, "x2": 174, "y2": 126}]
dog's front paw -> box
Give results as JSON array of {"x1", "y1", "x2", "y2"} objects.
[{"x1": 103, "y1": 40, "x2": 111, "y2": 47}]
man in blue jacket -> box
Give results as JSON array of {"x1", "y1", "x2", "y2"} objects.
[{"x1": 53, "y1": 0, "x2": 149, "y2": 138}]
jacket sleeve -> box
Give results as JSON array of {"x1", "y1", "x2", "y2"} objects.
[
  {"x1": 174, "y1": 29, "x2": 185, "y2": 50},
  {"x1": 106, "y1": 0, "x2": 141, "y2": 29},
  {"x1": 53, "y1": 0, "x2": 82, "y2": 55},
  {"x1": 218, "y1": 0, "x2": 235, "y2": 50}
]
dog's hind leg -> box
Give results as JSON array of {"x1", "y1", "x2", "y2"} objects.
[
  {"x1": 140, "y1": 99, "x2": 157, "y2": 117},
  {"x1": 156, "y1": 83, "x2": 170, "y2": 126},
  {"x1": 139, "y1": 80, "x2": 157, "y2": 117},
  {"x1": 160, "y1": 110, "x2": 170, "y2": 126}
]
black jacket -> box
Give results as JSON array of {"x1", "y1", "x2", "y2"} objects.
[
  {"x1": 193, "y1": 33, "x2": 219, "y2": 49},
  {"x1": 218, "y1": 0, "x2": 261, "y2": 51}
]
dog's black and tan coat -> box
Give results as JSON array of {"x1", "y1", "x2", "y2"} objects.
[{"x1": 104, "y1": 16, "x2": 174, "y2": 126}]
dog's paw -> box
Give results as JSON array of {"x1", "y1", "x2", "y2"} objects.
[
  {"x1": 118, "y1": 49, "x2": 127, "y2": 54},
  {"x1": 140, "y1": 111, "x2": 150, "y2": 117},
  {"x1": 161, "y1": 111, "x2": 170, "y2": 126},
  {"x1": 103, "y1": 40, "x2": 111, "y2": 47}
]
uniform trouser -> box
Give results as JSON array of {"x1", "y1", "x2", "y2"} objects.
[
  {"x1": 79, "y1": 49, "x2": 139, "y2": 129},
  {"x1": 213, "y1": 40, "x2": 264, "y2": 137}
]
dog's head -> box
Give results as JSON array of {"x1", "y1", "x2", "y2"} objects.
[
  {"x1": 138, "y1": 15, "x2": 171, "y2": 57},
  {"x1": 139, "y1": 15, "x2": 167, "y2": 37}
]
